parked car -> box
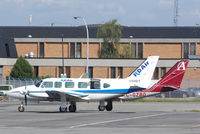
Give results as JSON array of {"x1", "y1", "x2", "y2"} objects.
[
  {"x1": 156, "y1": 90, "x2": 189, "y2": 98},
  {"x1": 0, "y1": 85, "x2": 13, "y2": 96},
  {"x1": 184, "y1": 87, "x2": 200, "y2": 98}
]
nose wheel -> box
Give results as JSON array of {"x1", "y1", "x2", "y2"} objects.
[{"x1": 18, "y1": 105, "x2": 25, "y2": 112}]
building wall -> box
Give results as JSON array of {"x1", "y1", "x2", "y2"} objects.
[
  {"x1": 82, "y1": 43, "x2": 100, "y2": 58},
  {"x1": 16, "y1": 43, "x2": 38, "y2": 57},
  {"x1": 2, "y1": 66, "x2": 13, "y2": 77},
  {"x1": 45, "y1": 43, "x2": 69, "y2": 58},
  {"x1": 123, "y1": 67, "x2": 136, "y2": 78},
  {"x1": 39, "y1": 66, "x2": 58, "y2": 77},
  {"x1": 184, "y1": 68, "x2": 200, "y2": 79},
  {"x1": 93, "y1": 67, "x2": 109, "y2": 78},
  {"x1": 143, "y1": 43, "x2": 182, "y2": 58},
  {"x1": 70, "y1": 67, "x2": 85, "y2": 78}
]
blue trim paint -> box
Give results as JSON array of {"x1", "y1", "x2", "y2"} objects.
[{"x1": 28, "y1": 88, "x2": 144, "y2": 95}]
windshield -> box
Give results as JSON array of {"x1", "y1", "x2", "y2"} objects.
[{"x1": 35, "y1": 80, "x2": 43, "y2": 87}]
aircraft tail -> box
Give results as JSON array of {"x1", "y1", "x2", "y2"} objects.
[
  {"x1": 127, "y1": 56, "x2": 159, "y2": 88},
  {"x1": 146, "y1": 60, "x2": 189, "y2": 92}
]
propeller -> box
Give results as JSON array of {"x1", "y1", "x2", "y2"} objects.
[
  {"x1": 24, "y1": 85, "x2": 27, "y2": 106},
  {"x1": 19, "y1": 83, "x2": 29, "y2": 106}
]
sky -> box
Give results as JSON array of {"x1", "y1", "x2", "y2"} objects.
[{"x1": 0, "y1": 0, "x2": 200, "y2": 26}]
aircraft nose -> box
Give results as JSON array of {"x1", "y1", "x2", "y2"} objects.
[{"x1": 6, "y1": 90, "x2": 13, "y2": 97}]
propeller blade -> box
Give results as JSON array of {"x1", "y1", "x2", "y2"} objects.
[{"x1": 25, "y1": 95, "x2": 27, "y2": 106}]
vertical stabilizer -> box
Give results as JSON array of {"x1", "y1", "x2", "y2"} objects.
[
  {"x1": 146, "y1": 60, "x2": 189, "y2": 92},
  {"x1": 127, "y1": 56, "x2": 159, "y2": 88}
]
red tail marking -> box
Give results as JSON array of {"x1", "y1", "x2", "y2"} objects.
[{"x1": 143, "y1": 60, "x2": 189, "y2": 93}]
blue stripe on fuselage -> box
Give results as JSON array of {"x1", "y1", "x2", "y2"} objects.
[{"x1": 28, "y1": 88, "x2": 144, "y2": 94}]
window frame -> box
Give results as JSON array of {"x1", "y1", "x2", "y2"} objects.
[
  {"x1": 65, "y1": 82, "x2": 74, "y2": 88},
  {"x1": 54, "y1": 81, "x2": 62, "y2": 88}
]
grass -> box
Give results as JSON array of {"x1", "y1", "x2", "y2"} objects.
[
  {"x1": 130, "y1": 98, "x2": 200, "y2": 102},
  {"x1": 184, "y1": 110, "x2": 200, "y2": 112}
]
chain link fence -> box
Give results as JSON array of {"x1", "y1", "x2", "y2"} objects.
[
  {"x1": 0, "y1": 77, "x2": 41, "y2": 88},
  {"x1": 0, "y1": 77, "x2": 200, "y2": 98}
]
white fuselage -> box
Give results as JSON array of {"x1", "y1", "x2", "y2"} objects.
[{"x1": 7, "y1": 78, "x2": 145, "y2": 101}]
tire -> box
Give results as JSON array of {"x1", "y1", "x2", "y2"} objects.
[
  {"x1": 106, "y1": 101, "x2": 113, "y2": 111},
  {"x1": 69, "y1": 105, "x2": 76, "y2": 112},
  {"x1": 59, "y1": 106, "x2": 67, "y2": 112},
  {"x1": 18, "y1": 106, "x2": 25, "y2": 112},
  {"x1": 98, "y1": 105, "x2": 105, "y2": 111},
  {"x1": 106, "y1": 104, "x2": 113, "y2": 111}
]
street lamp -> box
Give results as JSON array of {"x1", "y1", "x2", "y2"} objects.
[{"x1": 74, "y1": 16, "x2": 89, "y2": 78}]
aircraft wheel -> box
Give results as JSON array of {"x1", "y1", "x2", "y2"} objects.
[
  {"x1": 69, "y1": 105, "x2": 76, "y2": 112},
  {"x1": 106, "y1": 101, "x2": 113, "y2": 111},
  {"x1": 18, "y1": 105, "x2": 25, "y2": 112},
  {"x1": 98, "y1": 105, "x2": 105, "y2": 111},
  {"x1": 59, "y1": 106, "x2": 67, "y2": 112}
]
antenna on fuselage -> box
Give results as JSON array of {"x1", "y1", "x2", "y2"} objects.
[{"x1": 80, "y1": 73, "x2": 84, "y2": 78}]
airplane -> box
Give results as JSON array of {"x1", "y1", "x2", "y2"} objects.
[
  {"x1": 119, "y1": 59, "x2": 189, "y2": 100},
  {"x1": 7, "y1": 56, "x2": 159, "y2": 112}
]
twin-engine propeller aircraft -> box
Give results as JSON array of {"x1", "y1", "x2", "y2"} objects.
[
  {"x1": 7, "y1": 56, "x2": 159, "y2": 112},
  {"x1": 119, "y1": 60, "x2": 189, "y2": 100}
]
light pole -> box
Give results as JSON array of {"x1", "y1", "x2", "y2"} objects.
[
  {"x1": 61, "y1": 34, "x2": 64, "y2": 75},
  {"x1": 74, "y1": 16, "x2": 89, "y2": 78}
]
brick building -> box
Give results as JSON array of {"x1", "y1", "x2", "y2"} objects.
[{"x1": 0, "y1": 26, "x2": 200, "y2": 79}]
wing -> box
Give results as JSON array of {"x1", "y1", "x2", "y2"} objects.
[{"x1": 46, "y1": 90, "x2": 88, "y2": 101}]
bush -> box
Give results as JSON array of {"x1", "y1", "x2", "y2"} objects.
[{"x1": 10, "y1": 57, "x2": 33, "y2": 78}]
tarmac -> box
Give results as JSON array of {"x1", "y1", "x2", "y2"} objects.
[{"x1": 0, "y1": 101, "x2": 200, "y2": 134}]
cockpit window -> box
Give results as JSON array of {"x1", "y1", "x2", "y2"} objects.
[
  {"x1": 35, "y1": 80, "x2": 43, "y2": 87},
  {"x1": 78, "y1": 82, "x2": 88, "y2": 88},
  {"x1": 42, "y1": 81, "x2": 53, "y2": 88},
  {"x1": 103, "y1": 83, "x2": 110, "y2": 88},
  {"x1": 54, "y1": 82, "x2": 62, "y2": 88},
  {"x1": 65, "y1": 82, "x2": 74, "y2": 88}
]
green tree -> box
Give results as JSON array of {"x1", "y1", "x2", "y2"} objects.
[
  {"x1": 10, "y1": 57, "x2": 34, "y2": 78},
  {"x1": 97, "y1": 19, "x2": 122, "y2": 58}
]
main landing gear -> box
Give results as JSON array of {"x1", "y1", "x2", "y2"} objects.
[
  {"x1": 59, "y1": 101, "x2": 77, "y2": 112},
  {"x1": 98, "y1": 100, "x2": 113, "y2": 111}
]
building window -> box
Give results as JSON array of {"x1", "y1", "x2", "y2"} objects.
[
  {"x1": 40, "y1": 42, "x2": 44, "y2": 58},
  {"x1": 0, "y1": 66, "x2": 2, "y2": 78},
  {"x1": 118, "y1": 67, "x2": 123, "y2": 78},
  {"x1": 153, "y1": 67, "x2": 159, "y2": 79},
  {"x1": 34, "y1": 66, "x2": 39, "y2": 77},
  {"x1": 111, "y1": 67, "x2": 116, "y2": 78},
  {"x1": 190, "y1": 43, "x2": 196, "y2": 55},
  {"x1": 70, "y1": 42, "x2": 75, "y2": 58},
  {"x1": 184, "y1": 43, "x2": 189, "y2": 59},
  {"x1": 138, "y1": 42, "x2": 143, "y2": 59},
  {"x1": 66, "y1": 67, "x2": 70, "y2": 78},
  {"x1": 76, "y1": 42, "x2": 81, "y2": 58},
  {"x1": 59, "y1": 66, "x2": 63, "y2": 77},
  {"x1": 88, "y1": 67, "x2": 93, "y2": 78},
  {"x1": 161, "y1": 67, "x2": 166, "y2": 77},
  {"x1": 131, "y1": 42, "x2": 136, "y2": 58},
  {"x1": 5, "y1": 44, "x2": 10, "y2": 57}
]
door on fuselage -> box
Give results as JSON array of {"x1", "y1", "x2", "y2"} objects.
[{"x1": 90, "y1": 80, "x2": 101, "y2": 89}]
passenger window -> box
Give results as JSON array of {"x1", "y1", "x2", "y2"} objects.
[
  {"x1": 65, "y1": 82, "x2": 74, "y2": 88},
  {"x1": 103, "y1": 83, "x2": 110, "y2": 88},
  {"x1": 42, "y1": 81, "x2": 53, "y2": 88},
  {"x1": 78, "y1": 82, "x2": 88, "y2": 88},
  {"x1": 54, "y1": 82, "x2": 62, "y2": 88}
]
